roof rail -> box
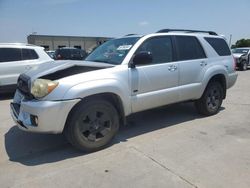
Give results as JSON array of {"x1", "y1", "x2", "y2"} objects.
[
  {"x1": 124, "y1": 34, "x2": 138, "y2": 36},
  {"x1": 0, "y1": 43, "x2": 38, "y2": 46},
  {"x1": 156, "y1": 29, "x2": 218, "y2": 36}
]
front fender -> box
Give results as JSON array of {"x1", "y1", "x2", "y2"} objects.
[{"x1": 63, "y1": 79, "x2": 131, "y2": 116}]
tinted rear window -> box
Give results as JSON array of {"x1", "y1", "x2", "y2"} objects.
[
  {"x1": 0, "y1": 48, "x2": 22, "y2": 62},
  {"x1": 71, "y1": 49, "x2": 81, "y2": 55},
  {"x1": 175, "y1": 36, "x2": 206, "y2": 61},
  {"x1": 55, "y1": 49, "x2": 71, "y2": 58},
  {"x1": 204, "y1": 37, "x2": 231, "y2": 56},
  {"x1": 22, "y1": 49, "x2": 39, "y2": 60}
]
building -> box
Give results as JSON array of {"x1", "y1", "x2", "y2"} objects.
[{"x1": 27, "y1": 34, "x2": 112, "y2": 52}]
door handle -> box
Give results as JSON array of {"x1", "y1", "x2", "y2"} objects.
[
  {"x1": 25, "y1": 65, "x2": 32, "y2": 70},
  {"x1": 168, "y1": 65, "x2": 177, "y2": 71},
  {"x1": 200, "y1": 61, "x2": 207, "y2": 66}
]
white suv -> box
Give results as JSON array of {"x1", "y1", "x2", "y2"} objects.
[
  {"x1": 10, "y1": 29, "x2": 238, "y2": 151},
  {"x1": 0, "y1": 43, "x2": 52, "y2": 93}
]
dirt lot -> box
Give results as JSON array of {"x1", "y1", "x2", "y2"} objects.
[{"x1": 0, "y1": 71, "x2": 249, "y2": 188}]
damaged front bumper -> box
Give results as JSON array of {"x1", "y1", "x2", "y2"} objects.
[{"x1": 10, "y1": 90, "x2": 80, "y2": 134}]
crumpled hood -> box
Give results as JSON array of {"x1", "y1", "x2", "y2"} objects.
[
  {"x1": 25, "y1": 60, "x2": 114, "y2": 81},
  {"x1": 232, "y1": 53, "x2": 245, "y2": 59}
]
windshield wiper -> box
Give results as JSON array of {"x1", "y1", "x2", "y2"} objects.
[
  {"x1": 88, "y1": 59, "x2": 118, "y2": 65},
  {"x1": 91, "y1": 59, "x2": 110, "y2": 63}
]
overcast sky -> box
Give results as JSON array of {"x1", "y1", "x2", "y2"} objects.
[{"x1": 0, "y1": 0, "x2": 249, "y2": 45}]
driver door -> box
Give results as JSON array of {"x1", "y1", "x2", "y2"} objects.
[{"x1": 129, "y1": 36, "x2": 179, "y2": 113}]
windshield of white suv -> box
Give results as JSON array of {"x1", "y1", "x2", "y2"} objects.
[
  {"x1": 86, "y1": 37, "x2": 140, "y2": 65},
  {"x1": 232, "y1": 48, "x2": 249, "y2": 54}
]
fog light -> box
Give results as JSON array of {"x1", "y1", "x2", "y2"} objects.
[{"x1": 30, "y1": 115, "x2": 38, "y2": 126}]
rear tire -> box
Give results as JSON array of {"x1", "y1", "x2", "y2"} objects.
[
  {"x1": 64, "y1": 99, "x2": 120, "y2": 152},
  {"x1": 195, "y1": 82, "x2": 223, "y2": 116}
]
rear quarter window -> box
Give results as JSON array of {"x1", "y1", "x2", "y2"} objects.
[
  {"x1": 22, "y1": 49, "x2": 39, "y2": 60},
  {"x1": 56, "y1": 49, "x2": 71, "y2": 58},
  {"x1": 204, "y1": 37, "x2": 231, "y2": 56}
]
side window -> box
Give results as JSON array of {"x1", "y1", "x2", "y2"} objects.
[
  {"x1": 136, "y1": 36, "x2": 173, "y2": 64},
  {"x1": 71, "y1": 49, "x2": 81, "y2": 59},
  {"x1": 0, "y1": 48, "x2": 22, "y2": 62},
  {"x1": 72, "y1": 49, "x2": 80, "y2": 55},
  {"x1": 175, "y1": 36, "x2": 206, "y2": 61},
  {"x1": 30, "y1": 49, "x2": 39, "y2": 59},
  {"x1": 204, "y1": 37, "x2": 231, "y2": 56},
  {"x1": 22, "y1": 49, "x2": 39, "y2": 60}
]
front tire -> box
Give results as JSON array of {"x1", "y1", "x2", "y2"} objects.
[
  {"x1": 240, "y1": 61, "x2": 247, "y2": 71},
  {"x1": 64, "y1": 99, "x2": 120, "y2": 152},
  {"x1": 195, "y1": 82, "x2": 223, "y2": 116}
]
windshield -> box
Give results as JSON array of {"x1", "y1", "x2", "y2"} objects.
[
  {"x1": 232, "y1": 48, "x2": 249, "y2": 54},
  {"x1": 86, "y1": 37, "x2": 140, "y2": 65}
]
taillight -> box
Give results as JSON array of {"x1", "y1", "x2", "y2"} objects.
[
  {"x1": 57, "y1": 54, "x2": 62, "y2": 60},
  {"x1": 233, "y1": 57, "x2": 237, "y2": 71}
]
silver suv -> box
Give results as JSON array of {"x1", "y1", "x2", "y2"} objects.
[
  {"x1": 10, "y1": 29, "x2": 238, "y2": 151},
  {"x1": 0, "y1": 43, "x2": 52, "y2": 93}
]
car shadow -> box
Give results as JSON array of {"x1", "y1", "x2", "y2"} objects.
[{"x1": 4, "y1": 102, "x2": 225, "y2": 166}]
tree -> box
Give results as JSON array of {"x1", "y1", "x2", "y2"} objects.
[{"x1": 231, "y1": 39, "x2": 250, "y2": 48}]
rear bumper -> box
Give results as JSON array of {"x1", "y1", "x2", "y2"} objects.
[
  {"x1": 10, "y1": 91, "x2": 80, "y2": 134},
  {"x1": 227, "y1": 72, "x2": 238, "y2": 89}
]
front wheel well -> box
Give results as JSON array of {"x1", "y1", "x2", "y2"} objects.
[
  {"x1": 207, "y1": 74, "x2": 226, "y2": 99},
  {"x1": 65, "y1": 93, "x2": 125, "y2": 132}
]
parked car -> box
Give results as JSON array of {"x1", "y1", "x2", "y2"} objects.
[
  {"x1": 232, "y1": 47, "x2": 250, "y2": 71},
  {"x1": 0, "y1": 43, "x2": 52, "y2": 93},
  {"x1": 54, "y1": 47, "x2": 88, "y2": 60},
  {"x1": 10, "y1": 29, "x2": 237, "y2": 152},
  {"x1": 46, "y1": 50, "x2": 55, "y2": 59}
]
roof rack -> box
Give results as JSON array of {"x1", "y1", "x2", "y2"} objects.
[
  {"x1": 0, "y1": 43, "x2": 38, "y2": 46},
  {"x1": 124, "y1": 34, "x2": 138, "y2": 36},
  {"x1": 156, "y1": 29, "x2": 218, "y2": 36}
]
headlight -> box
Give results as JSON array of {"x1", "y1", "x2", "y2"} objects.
[
  {"x1": 31, "y1": 79, "x2": 59, "y2": 98},
  {"x1": 241, "y1": 55, "x2": 247, "y2": 60}
]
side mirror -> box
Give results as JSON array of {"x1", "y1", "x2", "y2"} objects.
[{"x1": 129, "y1": 51, "x2": 153, "y2": 68}]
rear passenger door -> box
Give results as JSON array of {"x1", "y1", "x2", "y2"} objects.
[
  {"x1": 0, "y1": 48, "x2": 39, "y2": 86},
  {"x1": 174, "y1": 36, "x2": 207, "y2": 101},
  {"x1": 21, "y1": 48, "x2": 40, "y2": 71},
  {"x1": 130, "y1": 36, "x2": 179, "y2": 113},
  {"x1": 0, "y1": 48, "x2": 24, "y2": 86}
]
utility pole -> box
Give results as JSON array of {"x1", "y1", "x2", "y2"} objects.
[{"x1": 229, "y1": 34, "x2": 232, "y2": 47}]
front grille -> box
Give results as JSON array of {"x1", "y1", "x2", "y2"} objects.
[
  {"x1": 17, "y1": 74, "x2": 29, "y2": 93},
  {"x1": 17, "y1": 74, "x2": 33, "y2": 99}
]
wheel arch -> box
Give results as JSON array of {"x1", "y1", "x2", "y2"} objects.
[
  {"x1": 204, "y1": 74, "x2": 227, "y2": 99},
  {"x1": 64, "y1": 92, "x2": 126, "y2": 133}
]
